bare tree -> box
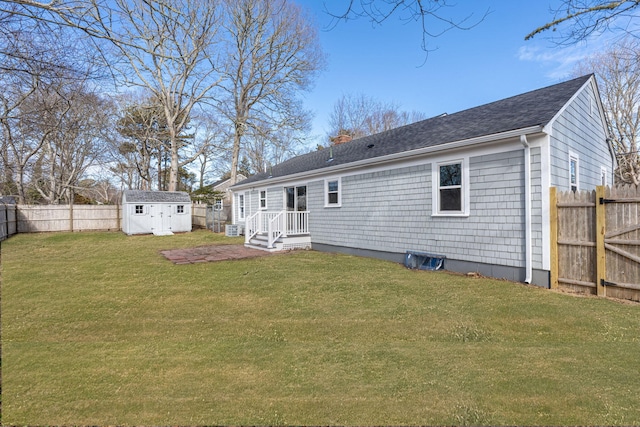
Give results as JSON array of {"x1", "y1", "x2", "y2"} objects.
[
  {"x1": 188, "y1": 113, "x2": 229, "y2": 189},
  {"x1": 29, "y1": 80, "x2": 114, "y2": 204},
  {"x1": 526, "y1": 0, "x2": 640, "y2": 43},
  {"x1": 575, "y1": 38, "x2": 640, "y2": 184},
  {"x1": 243, "y1": 120, "x2": 309, "y2": 173},
  {"x1": 327, "y1": 93, "x2": 427, "y2": 142},
  {"x1": 219, "y1": 0, "x2": 324, "y2": 184},
  {"x1": 3, "y1": 0, "x2": 225, "y2": 191},
  {"x1": 324, "y1": 0, "x2": 488, "y2": 52},
  {"x1": 0, "y1": 5, "x2": 103, "y2": 201}
]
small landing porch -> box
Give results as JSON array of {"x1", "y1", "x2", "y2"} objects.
[{"x1": 244, "y1": 210, "x2": 311, "y2": 252}]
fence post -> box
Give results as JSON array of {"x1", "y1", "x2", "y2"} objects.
[
  {"x1": 596, "y1": 185, "x2": 606, "y2": 297},
  {"x1": 549, "y1": 187, "x2": 558, "y2": 289}
]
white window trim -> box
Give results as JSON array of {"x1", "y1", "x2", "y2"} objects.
[
  {"x1": 324, "y1": 177, "x2": 342, "y2": 208},
  {"x1": 238, "y1": 192, "x2": 246, "y2": 220},
  {"x1": 259, "y1": 189, "x2": 267, "y2": 210},
  {"x1": 600, "y1": 166, "x2": 608, "y2": 186},
  {"x1": 432, "y1": 157, "x2": 470, "y2": 217},
  {"x1": 569, "y1": 151, "x2": 579, "y2": 192}
]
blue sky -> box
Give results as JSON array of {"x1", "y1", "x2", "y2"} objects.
[{"x1": 295, "y1": 0, "x2": 613, "y2": 147}]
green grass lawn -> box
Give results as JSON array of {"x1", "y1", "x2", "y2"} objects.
[{"x1": 2, "y1": 230, "x2": 640, "y2": 425}]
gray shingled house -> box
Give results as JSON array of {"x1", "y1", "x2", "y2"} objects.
[
  {"x1": 122, "y1": 190, "x2": 192, "y2": 235},
  {"x1": 229, "y1": 75, "x2": 614, "y2": 287}
]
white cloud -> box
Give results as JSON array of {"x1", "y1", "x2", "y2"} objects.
[{"x1": 517, "y1": 36, "x2": 620, "y2": 80}]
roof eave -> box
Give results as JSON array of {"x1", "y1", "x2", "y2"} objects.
[{"x1": 231, "y1": 125, "x2": 545, "y2": 191}]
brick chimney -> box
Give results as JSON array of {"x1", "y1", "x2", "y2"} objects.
[{"x1": 331, "y1": 134, "x2": 352, "y2": 145}]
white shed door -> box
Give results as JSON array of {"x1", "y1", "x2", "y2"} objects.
[{"x1": 150, "y1": 204, "x2": 173, "y2": 234}]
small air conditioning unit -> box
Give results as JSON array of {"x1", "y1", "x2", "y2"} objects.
[{"x1": 225, "y1": 224, "x2": 245, "y2": 237}]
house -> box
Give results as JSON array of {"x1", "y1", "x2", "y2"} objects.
[
  {"x1": 229, "y1": 75, "x2": 614, "y2": 288},
  {"x1": 206, "y1": 174, "x2": 247, "y2": 223},
  {"x1": 121, "y1": 190, "x2": 192, "y2": 235}
]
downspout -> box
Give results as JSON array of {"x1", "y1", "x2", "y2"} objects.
[{"x1": 520, "y1": 135, "x2": 532, "y2": 284}]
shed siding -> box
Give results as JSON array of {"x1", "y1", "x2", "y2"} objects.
[{"x1": 549, "y1": 83, "x2": 612, "y2": 190}]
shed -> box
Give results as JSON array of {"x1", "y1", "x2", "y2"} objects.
[{"x1": 122, "y1": 190, "x2": 192, "y2": 235}]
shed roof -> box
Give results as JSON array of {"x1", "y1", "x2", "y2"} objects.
[
  {"x1": 123, "y1": 190, "x2": 191, "y2": 203},
  {"x1": 233, "y1": 74, "x2": 593, "y2": 188}
]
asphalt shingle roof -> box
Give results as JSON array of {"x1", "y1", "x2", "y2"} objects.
[
  {"x1": 235, "y1": 75, "x2": 592, "y2": 187},
  {"x1": 123, "y1": 190, "x2": 191, "y2": 203}
]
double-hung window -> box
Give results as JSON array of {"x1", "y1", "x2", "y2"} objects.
[
  {"x1": 569, "y1": 152, "x2": 579, "y2": 192},
  {"x1": 238, "y1": 193, "x2": 245, "y2": 220},
  {"x1": 433, "y1": 159, "x2": 468, "y2": 216},
  {"x1": 325, "y1": 178, "x2": 341, "y2": 207},
  {"x1": 601, "y1": 166, "x2": 608, "y2": 186},
  {"x1": 259, "y1": 190, "x2": 267, "y2": 209}
]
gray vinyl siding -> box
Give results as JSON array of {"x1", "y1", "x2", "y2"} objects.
[
  {"x1": 464, "y1": 150, "x2": 525, "y2": 267},
  {"x1": 308, "y1": 164, "x2": 430, "y2": 252},
  {"x1": 530, "y1": 147, "x2": 544, "y2": 269},
  {"x1": 549, "y1": 82, "x2": 612, "y2": 190},
  {"x1": 308, "y1": 149, "x2": 528, "y2": 269}
]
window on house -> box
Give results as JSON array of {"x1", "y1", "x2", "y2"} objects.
[
  {"x1": 214, "y1": 199, "x2": 223, "y2": 210},
  {"x1": 238, "y1": 194, "x2": 245, "y2": 220},
  {"x1": 325, "y1": 178, "x2": 341, "y2": 207},
  {"x1": 134, "y1": 205, "x2": 144, "y2": 214},
  {"x1": 259, "y1": 190, "x2": 267, "y2": 209},
  {"x1": 438, "y1": 162, "x2": 463, "y2": 212},
  {"x1": 569, "y1": 153, "x2": 579, "y2": 192},
  {"x1": 177, "y1": 205, "x2": 184, "y2": 214},
  {"x1": 601, "y1": 167, "x2": 608, "y2": 186}
]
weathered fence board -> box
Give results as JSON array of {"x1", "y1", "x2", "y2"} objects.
[
  {"x1": 0, "y1": 203, "x2": 216, "y2": 237},
  {"x1": 17, "y1": 205, "x2": 122, "y2": 232},
  {"x1": 551, "y1": 185, "x2": 640, "y2": 302}
]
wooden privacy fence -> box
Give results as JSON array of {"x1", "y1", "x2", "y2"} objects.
[
  {"x1": 0, "y1": 203, "x2": 218, "y2": 236},
  {"x1": 17, "y1": 204, "x2": 122, "y2": 233},
  {"x1": 550, "y1": 185, "x2": 640, "y2": 302}
]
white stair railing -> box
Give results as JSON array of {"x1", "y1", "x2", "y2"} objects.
[
  {"x1": 244, "y1": 211, "x2": 261, "y2": 244},
  {"x1": 286, "y1": 211, "x2": 309, "y2": 235},
  {"x1": 246, "y1": 210, "x2": 310, "y2": 247},
  {"x1": 267, "y1": 211, "x2": 285, "y2": 249}
]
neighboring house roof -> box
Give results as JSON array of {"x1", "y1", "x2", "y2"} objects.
[
  {"x1": 0, "y1": 196, "x2": 16, "y2": 204},
  {"x1": 210, "y1": 174, "x2": 247, "y2": 191},
  {"x1": 232, "y1": 74, "x2": 594, "y2": 189},
  {"x1": 122, "y1": 190, "x2": 191, "y2": 203}
]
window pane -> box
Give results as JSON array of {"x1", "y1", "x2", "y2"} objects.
[
  {"x1": 297, "y1": 186, "x2": 307, "y2": 211},
  {"x1": 328, "y1": 192, "x2": 338, "y2": 204},
  {"x1": 570, "y1": 159, "x2": 577, "y2": 185},
  {"x1": 440, "y1": 163, "x2": 462, "y2": 187},
  {"x1": 286, "y1": 188, "x2": 295, "y2": 210},
  {"x1": 328, "y1": 181, "x2": 338, "y2": 192},
  {"x1": 440, "y1": 188, "x2": 461, "y2": 211},
  {"x1": 440, "y1": 163, "x2": 461, "y2": 186}
]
